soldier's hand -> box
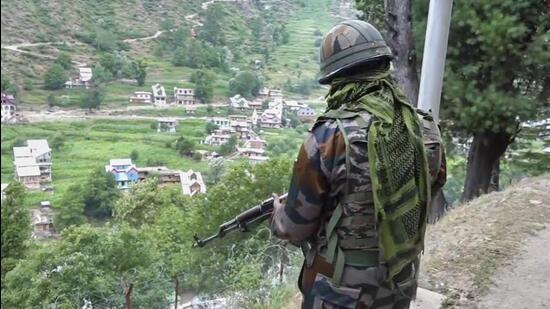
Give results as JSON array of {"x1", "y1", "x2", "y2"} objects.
[{"x1": 272, "y1": 193, "x2": 282, "y2": 210}]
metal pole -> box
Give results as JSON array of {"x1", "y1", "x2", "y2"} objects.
[{"x1": 417, "y1": 0, "x2": 454, "y2": 122}]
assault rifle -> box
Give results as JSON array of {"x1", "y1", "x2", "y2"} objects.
[{"x1": 192, "y1": 193, "x2": 288, "y2": 248}]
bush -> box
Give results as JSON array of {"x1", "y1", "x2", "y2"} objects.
[
  {"x1": 192, "y1": 152, "x2": 202, "y2": 161},
  {"x1": 130, "y1": 149, "x2": 139, "y2": 161},
  {"x1": 23, "y1": 79, "x2": 33, "y2": 91},
  {"x1": 44, "y1": 64, "x2": 67, "y2": 90}
]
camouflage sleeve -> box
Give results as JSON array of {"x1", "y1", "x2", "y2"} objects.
[{"x1": 271, "y1": 121, "x2": 343, "y2": 242}]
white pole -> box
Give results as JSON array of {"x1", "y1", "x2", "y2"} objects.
[{"x1": 417, "y1": 0, "x2": 454, "y2": 122}]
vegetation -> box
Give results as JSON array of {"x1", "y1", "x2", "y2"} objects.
[
  {"x1": 43, "y1": 64, "x2": 67, "y2": 90},
  {"x1": 1, "y1": 183, "x2": 30, "y2": 283}
]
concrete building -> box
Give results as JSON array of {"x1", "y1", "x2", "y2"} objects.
[
  {"x1": 129, "y1": 91, "x2": 152, "y2": 104},
  {"x1": 31, "y1": 201, "x2": 57, "y2": 240},
  {"x1": 65, "y1": 67, "x2": 93, "y2": 89},
  {"x1": 297, "y1": 105, "x2": 316, "y2": 122},
  {"x1": 174, "y1": 88, "x2": 196, "y2": 106},
  {"x1": 105, "y1": 159, "x2": 139, "y2": 191},
  {"x1": 1, "y1": 92, "x2": 17, "y2": 123},
  {"x1": 180, "y1": 170, "x2": 207, "y2": 196},
  {"x1": 157, "y1": 118, "x2": 178, "y2": 133},
  {"x1": 152, "y1": 84, "x2": 167, "y2": 105},
  {"x1": 13, "y1": 140, "x2": 52, "y2": 189}
]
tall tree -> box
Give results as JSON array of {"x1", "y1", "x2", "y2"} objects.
[
  {"x1": 81, "y1": 87, "x2": 105, "y2": 111},
  {"x1": 441, "y1": 0, "x2": 549, "y2": 201},
  {"x1": 54, "y1": 184, "x2": 87, "y2": 231},
  {"x1": 356, "y1": 0, "x2": 420, "y2": 105},
  {"x1": 44, "y1": 63, "x2": 68, "y2": 90},
  {"x1": 191, "y1": 70, "x2": 215, "y2": 103},
  {"x1": 1, "y1": 182, "x2": 30, "y2": 283}
]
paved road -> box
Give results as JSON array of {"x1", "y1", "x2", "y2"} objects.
[{"x1": 478, "y1": 226, "x2": 550, "y2": 309}]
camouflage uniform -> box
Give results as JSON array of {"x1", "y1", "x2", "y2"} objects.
[{"x1": 271, "y1": 109, "x2": 446, "y2": 308}]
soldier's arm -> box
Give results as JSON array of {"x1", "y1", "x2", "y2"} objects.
[{"x1": 271, "y1": 127, "x2": 333, "y2": 242}]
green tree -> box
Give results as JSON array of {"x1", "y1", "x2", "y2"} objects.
[
  {"x1": 132, "y1": 59, "x2": 147, "y2": 86},
  {"x1": 175, "y1": 136, "x2": 195, "y2": 157},
  {"x1": 43, "y1": 63, "x2": 67, "y2": 90},
  {"x1": 81, "y1": 87, "x2": 105, "y2": 111},
  {"x1": 130, "y1": 149, "x2": 139, "y2": 161},
  {"x1": 218, "y1": 136, "x2": 238, "y2": 156},
  {"x1": 172, "y1": 47, "x2": 187, "y2": 66},
  {"x1": 1, "y1": 182, "x2": 30, "y2": 282},
  {"x1": 82, "y1": 168, "x2": 120, "y2": 219},
  {"x1": 2, "y1": 224, "x2": 169, "y2": 308},
  {"x1": 47, "y1": 94, "x2": 58, "y2": 107},
  {"x1": 93, "y1": 65, "x2": 114, "y2": 83},
  {"x1": 55, "y1": 52, "x2": 72, "y2": 70},
  {"x1": 99, "y1": 53, "x2": 125, "y2": 77},
  {"x1": 50, "y1": 134, "x2": 65, "y2": 151},
  {"x1": 200, "y1": 4, "x2": 225, "y2": 45},
  {"x1": 95, "y1": 28, "x2": 117, "y2": 51},
  {"x1": 54, "y1": 184, "x2": 87, "y2": 231},
  {"x1": 229, "y1": 71, "x2": 261, "y2": 98},
  {"x1": 205, "y1": 121, "x2": 219, "y2": 134},
  {"x1": 191, "y1": 70, "x2": 215, "y2": 103},
  {"x1": 438, "y1": 0, "x2": 549, "y2": 200},
  {"x1": 1, "y1": 72, "x2": 17, "y2": 94}
]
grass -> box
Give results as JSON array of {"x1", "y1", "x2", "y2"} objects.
[
  {"x1": 419, "y1": 174, "x2": 550, "y2": 308},
  {"x1": 1, "y1": 119, "x2": 210, "y2": 205}
]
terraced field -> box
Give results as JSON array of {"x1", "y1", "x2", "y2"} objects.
[
  {"x1": 1, "y1": 119, "x2": 210, "y2": 206},
  {"x1": 267, "y1": 0, "x2": 341, "y2": 85}
]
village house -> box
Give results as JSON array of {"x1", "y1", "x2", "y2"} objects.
[
  {"x1": 229, "y1": 94, "x2": 250, "y2": 110},
  {"x1": 152, "y1": 84, "x2": 167, "y2": 105},
  {"x1": 137, "y1": 166, "x2": 182, "y2": 185},
  {"x1": 157, "y1": 118, "x2": 178, "y2": 133},
  {"x1": 297, "y1": 105, "x2": 316, "y2": 122},
  {"x1": 129, "y1": 91, "x2": 152, "y2": 104},
  {"x1": 260, "y1": 103, "x2": 283, "y2": 129},
  {"x1": 237, "y1": 137, "x2": 269, "y2": 163},
  {"x1": 203, "y1": 130, "x2": 232, "y2": 146},
  {"x1": 230, "y1": 120, "x2": 251, "y2": 140},
  {"x1": 180, "y1": 170, "x2": 207, "y2": 196},
  {"x1": 1, "y1": 92, "x2": 17, "y2": 123},
  {"x1": 13, "y1": 139, "x2": 52, "y2": 189},
  {"x1": 65, "y1": 67, "x2": 93, "y2": 89},
  {"x1": 209, "y1": 117, "x2": 231, "y2": 129},
  {"x1": 284, "y1": 100, "x2": 304, "y2": 112},
  {"x1": 105, "y1": 159, "x2": 139, "y2": 191},
  {"x1": 258, "y1": 87, "x2": 270, "y2": 100},
  {"x1": 248, "y1": 99, "x2": 263, "y2": 110},
  {"x1": 174, "y1": 88, "x2": 196, "y2": 106},
  {"x1": 31, "y1": 201, "x2": 57, "y2": 240},
  {"x1": 269, "y1": 88, "x2": 284, "y2": 104}
]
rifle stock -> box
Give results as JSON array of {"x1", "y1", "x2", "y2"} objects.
[{"x1": 193, "y1": 193, "x2": 288, "y2": 248}]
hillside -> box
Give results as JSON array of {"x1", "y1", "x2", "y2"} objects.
[
  {"x1": 0, "y1": 0, "x2": 202, "y2": 44},
  {"x1": 419, "y1": 174, "x2": 550, "y2": 308},
  {"x1": 1, "y1": 0, "x2": 348, "y2": 109}
]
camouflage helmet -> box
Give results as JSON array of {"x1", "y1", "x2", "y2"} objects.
[{"x1": 318, "y1": 20, "x2": 392, "y2": 84}]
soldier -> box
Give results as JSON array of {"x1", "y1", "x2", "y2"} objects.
[{"x1": 271, "y1": 20, "x2": 446, "y2": 309}]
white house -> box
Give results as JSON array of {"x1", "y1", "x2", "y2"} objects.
[
  {"x1": 152, "y1": 84, "x2": 167, "y2": 105},
  {"x1": 208, "y1": 117, "x2": 231, "y2": 129},
  {"x1": 65, "y1": 67, "x2": 93, "y2": 88},
  {"x1": 129, "y1": 91, "x2": 152, "y2": 104},
  {"x1": 13, "y1": 140, "x2": 52, "y2": 189},
  {"x1": 297, "y1": 105, "x2": 316, "y2": 122},
  {"x1": 174, "y1": 88, "x2": 196, "y2": 106},
  {"x1": 260, "y1": 104, "x2": 283, "y2": 129},
  {"x1": 230, "y1": 94, "x2": 250, "y2": 110},
  {"x1": 1, "y1": 92, "x2": 17, "y2": 123},
  {"x1": 180, "y1": 170, "x2": 206, "y2": 196},
  {"x1": 237, "y1": 138, "x2": 269, "y2": 163}
]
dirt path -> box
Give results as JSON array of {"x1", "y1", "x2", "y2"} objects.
[{"x1": 477, "y1": 226, "x2": 550, "y2": 309}]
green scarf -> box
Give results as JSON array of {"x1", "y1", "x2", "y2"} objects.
[{"x1": 326, "y1": 73, "x2": 431, "y2": 282}]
